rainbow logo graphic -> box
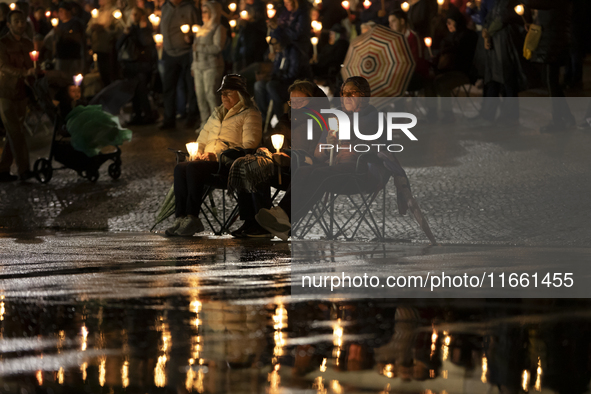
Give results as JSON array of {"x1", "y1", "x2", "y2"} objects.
[{"x1": 302, "y1": 106, "x2": 328, "y2": 132}]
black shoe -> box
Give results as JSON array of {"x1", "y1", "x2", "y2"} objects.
[
  {"x1": 230, "y1": 222, "x2": 251, "y2": 238},
  {"x1": 19, "y1": 170, "x2": 35, "y2": 181},
  {"x1": 159, "y1": 121, "x2": 176, "y2": 130},
  {"x1": 0, "y1": 172, "x2": 18, "y2": 182},
  {"x1": 244, "y1": 223, "x2": 272, "y2": 238}
]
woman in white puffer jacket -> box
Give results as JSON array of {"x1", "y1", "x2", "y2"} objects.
[
  {"x1": 192, "y1": 1, "x2": 227, "y2": 130},
  {"x1": 166, "y1": 75, "x2": 262, "y2": 237}
]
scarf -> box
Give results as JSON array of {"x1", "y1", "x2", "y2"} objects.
[{"x1": 227, "y1": 148, "x2": 275, "y2": 194}]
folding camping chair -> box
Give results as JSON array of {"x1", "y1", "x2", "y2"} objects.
[{"x1": 292, "y1": 153, "x2": 391, "y2": 241}]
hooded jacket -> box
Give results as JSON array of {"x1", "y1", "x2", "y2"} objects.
[
  {"x1": 196, "y1": 97, "x2": 262, "y2": 157},
  {"x1": 192, "y1": 1, "x2": 226, "y2": 71}
]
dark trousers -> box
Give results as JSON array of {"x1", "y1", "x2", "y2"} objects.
[
  {"x1": 174, "y1": 161, "x2": 225, "y2": 218},
  {"x1": 162, "y1": 51, "x2": 197, "y2": 124},
  {"x1": 280, "y1": 163, "x2": 360, "y2": 223},
  {"x1": 547, "y1": 63, "x2": 573, "y2": 124},
  {"x1": 123, "y1": 63, "x2": 152, "y2": 119},
  {"x1": 481, "y1": 81, "x2": 520, "y2": 122},
  {"x1": 254, "y1": 79, "x2": 290, "y2": 120},
  {"x1": 0, "y1": 98, "x2": 29, "y2": 175},
  {"x1": 238, "y1": 185, "x2": 272, "y2": 225},
  {"x1": 96, "y1": 51, "x2": 115, "y2": 88}
]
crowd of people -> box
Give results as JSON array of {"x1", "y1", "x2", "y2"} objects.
[{"x1": 0, "y1": 0, "x2": 589, "y2": 237}]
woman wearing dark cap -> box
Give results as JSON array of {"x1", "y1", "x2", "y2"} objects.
[
  {"x1": 166, "y1": 74, "x2": 263, "y2": 237},
  {"x1": 256, "y1": 76, "x2": 385, "y2": 239}
]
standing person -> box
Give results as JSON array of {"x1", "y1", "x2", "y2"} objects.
[
  {"x1": 15, "y1": 2, "x2": 35, "y2": 39},
  {"x1": 159, "y1": 0, "x2": 200, "y2": 130},
  {"x1": 87, "y1": 0, "x2": 118, "y2": 88},
  {"x1": 166, "y1": 75, "x2": 262, "y2": 237},
  {"x1": 191, "y1": 1, "x2": 226, "y2": 130},
  {"x1": 54, "y1": 2, "x2": 85, "y2": 76},
  {"x1": 268, "y1": 0, "x2": 311, "y2": 55},
  {"x1": 526, "y1": 0, "x2": 575, "y2": 132},
  {"x1": 233, "y1": 0, "x2": 267, "y2": 71},
  {"x1": 116, "y1": 7, "x2": 156, "y2": 125},
  {"x1": 0, "y1": 3, "x2": 10, "y2": 37},
  {"x1": 0, "y1": 10, "x2": 36, "y2": 182},
  {"x1": 477, "y1": 0, "x2": 527, "y2": 126}
]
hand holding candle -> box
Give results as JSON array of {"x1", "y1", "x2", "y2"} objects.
[
  {"x1": 271, "y1": 134, "x2": 285, "y2": 184},
  {"x1": 186, "y1": 142, "x2": 199, "y2": 161},
  {"x1": 29, "y1": 51, "x2": 39, "y2": 69},
  {"x1": 424, "y1": 36, "x2": 433, "y2": 57}
]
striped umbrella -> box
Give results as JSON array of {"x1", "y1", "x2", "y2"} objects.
[{"x1": 341, "y1": 25, "x2": 415, "y2": 97}]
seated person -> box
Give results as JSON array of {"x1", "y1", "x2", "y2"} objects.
[
  {"x1": 229, "y1": 79, "x2": 328, "y2": 238},
  {"x1": 255, "y1": 76, "x2": 384, "y2": 240},
  {"x1": 166, "y1": 74, "x2": 262, "y2": 237}
]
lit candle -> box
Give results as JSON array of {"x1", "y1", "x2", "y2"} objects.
[
  {"x1": 228, "y1": 3, "x2": 236, "y2": 12},
  {"x1": 437, "y1": 0, "x2": 444, "y2": 12},
  {"x1": 113, "y1": 9, "x2": 122, "y2": 19},
  {"x1": 229, "y1": 19, "x2": 236, "y2": 28},
  {"x1": 314, "y1": 0, "x2": 321, "y2": 5},
  {"x1": 154, "y1": 33, "x2": 163, "y2": 45},
  {"x1": 341, "y1": 0, "x2": 350, "y2": 10},
  {"x1": 311, "y1": 36, "x2": 318, "y2": 58},
  {"x1": 29, "y1": 51, "x2": 39, "y2": 69},
  {"x1": 73, "y1": 74, "x2": 83, "y2": 87},
  {"x1": 401, "y1": 1, "x2": 409, "y2": 12},
  {"x1": 149, "y1": 13, "x2": 160, "y2": 27},
  {"x1": 51, "y1": 18, "x2": 59, "y2": 27},
  {"x1": 312, "y1": 20, "x2": 322, "y2": 34},
  {"x1": 267, "y1": 8, "x2": 276, "y2": 18},
  {"x1": 271, "y1": 134, "x2": 284, "y2": 184},
  {"x1": 192, "y1": 24, "x2": 199, "y2": 34},
  {"x1": 91, "y1": 8, "x2": 98, "y2": 18},
  {"x1": 240, "y1": 10, "x2": 248, "y2": 20},
  {"x1": 93, "y1": 53, "x2": 98, "y2": 62},
  {"x1": 186, "y1": 142, "x2": 199, "y2": 161},
  {"x1": 267, "y1": 3, "x2": 274, "y2": 9},
  {"x1": 9, "y1": 3, "x2": 15, "y2": 10},
  {"x1": 424, "y1": 37, "x2": 433, "y2": 57},
  {"x1": 514, "y1": 4, "x2": 526, "y2": 23},
  {"x1": 45, "y1": 10, "x2": 51, "y2": 18},
  {"x1": 363, "y1": 0, "x2": 371, "y2": 9},
  {"x1": 180, "y1": 24, "x2": 190, "y2": 34}
]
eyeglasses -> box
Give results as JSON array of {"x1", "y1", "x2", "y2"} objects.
[{"x1": 342, "y1": 90, "x2": 362, "y2": 97}]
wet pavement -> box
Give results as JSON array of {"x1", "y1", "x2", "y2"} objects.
[
  {"x1": 1, "y1": 89, "x2": 591, "y2": 392},
  {"x1": 0, "y1": 231, "x2": 590, "y2": 393}
]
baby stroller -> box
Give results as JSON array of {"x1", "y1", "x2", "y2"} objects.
[{"x1": 31, "y1": 77, "x2": 123, "y2": 183}]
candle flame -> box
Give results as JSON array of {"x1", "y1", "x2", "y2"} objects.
[
  {"x1": 180, "y1": 24, "x2": 190, "y2": 33},
  {"x1": 192, "y1": 24, "x2": 199, "y2": 33},
  {"x1": 401, "y1": 1, "x2": 409, "y2": 11},
  {"x1": 363, "y1": 0, "x2": 371, "y2": 9},
  {"x1": 341, "y1": 0, "x2": 350, "y2": 10},
  {"x1": 240, "y1": 10, "x2": 248, "y2": 19},
  {"x1": 113, "y1": 9, "x2": 122, "y2": 19},
  {"x1": 267, "y1": 8, "x2": 276, "y2": 18},
  {"x1": 228, "y1": 3, "x2": 237, "y2": 12},
  {"x1": 229, "y1": 19, "x2": 236, "y2": 28},
  {"x1": 91, "y1": 8, "x2": 98, "y2": 18},
  {"x1": 51, "y1": 18, "x2": 59, "y2": 27},
  {"x1": 514, "y1": 4, "x2": 524, "y2": 15},
  {"x1": 424, "y1": 37, "x2": 432, "y2": 47}
]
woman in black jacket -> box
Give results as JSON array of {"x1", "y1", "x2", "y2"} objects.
[{"x1": 116, "y1": 7, "x2": 156, "y2": 125}]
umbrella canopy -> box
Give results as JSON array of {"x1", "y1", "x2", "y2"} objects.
[
  {"x1": 341, "y1": 25, "x2": 415, "y2": 97},
  {"x1": 89, "y1": 79, "x2": 138, "y2": 115}
]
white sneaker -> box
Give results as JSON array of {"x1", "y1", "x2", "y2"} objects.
[
  {"x1": 175, "y1": 215, "x2": 205, "y2": 236},
  {"x1": 165, "y1": 217, "x2": 185, "y2": 236},
  {"x1": 255, "y1": 207, "x2": 291, "y2": 241}
]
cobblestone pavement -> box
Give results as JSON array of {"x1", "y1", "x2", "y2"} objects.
[{"x1": 1, "y1": 98, "x2": 591, "y2": 247}]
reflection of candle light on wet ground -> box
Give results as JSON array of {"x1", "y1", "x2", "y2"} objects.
[
  {"x1": 99, "y1": 357, "x2": 106, "y2": 386},
  {"x1": 333, "y1": 319, "x2": 343, "y2": 347},
  {"x1": 331, "y1": 380, "x2": 343, "y2": 394},
  {"x1": 442, "y1": 370, "x2": 448, "y2": 379},
  {"x1": 268, "y1": 366, "x2": 281, "y2": 394},
  {"x1": 534, "y1": 358, "x2": 542, "y2": 391},
  {"x1": 57, "y1": 367, "x2": 64, "y2": 384},
  {"x1": 122, "y1": 360, "x2": 129, "y2": 388},
  {"x1": 155, "y1": 355, "x2": 167, "y2": 387},
  {"x1": 273, "y1": 304, "x2": 287, "y2": 330},
  {"x1": 522, "y1": 369, "x2": 530, "y2": 392},
  {"x1": 81, "y1": 325, "x2": 88, "y2": 351},
  {"x1": 36, "y1": 370, "x2": 43, "y2": 385},
  {"x1": 0, "y1": 296, "x2": 4, "y2": 321},
  {"x1": 383, "y1": 364, "x2": 393, "y2": 378},
  {"x1": 81, "y1": 362, "x2": 87, "y2": 381},
  {"x1": 313, "y1": 377, "x2": 325, "y2": 392},
  {"x1": 481, "y1": 355, "x2": 488, "y2": 383},
  {"x1": 320, "y1": 358, "x2": 327, "y2": 372}
]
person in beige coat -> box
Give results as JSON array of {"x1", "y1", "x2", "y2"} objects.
[
  {"x1": 191, "y1": 1, "x2": 227, "y2": 130},
  {"x1": 167, "y1": 75, "x2": 262, "y2": 237}
]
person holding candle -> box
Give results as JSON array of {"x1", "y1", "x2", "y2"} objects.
[
  {"x1": 310, "y1": 23, "x2": 349, "y2": 87},
  {"x1": 166, "y1": 74, "x2": 262, "y2": 237},
  {"x1": 33, "y1": 7, "x2": 52, "y2": 36},
  {"x1": 54, "y1": 2, "x2": 85, "y2": 76},
  {"x1": 0, "y1": 10, "x2": 36, "y2": 182},
  {"x1": 116, "y1": 6, "x2": 157, "y2": 125},
  {"x1": 87, "y1": 0, "x2": 119, "y2": 88},
  {"x1": 159, "y1": 0, "x2": 200, "y2": 130},
  {"x1": 268, "y1": 0, "x2": 311, "y2": 55},
  {"x1": 233, "y1": 0, "x2": 267, "y2": 71},
  {"x1": 254, "y1": 29, "x2": 308, "y2": 121},
  {"x1": 191, "y1": 1, "x2": 227, "y2": 130},
  {"x1": 256, "y1": 76, "x2": 389, "y2": 239}
]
